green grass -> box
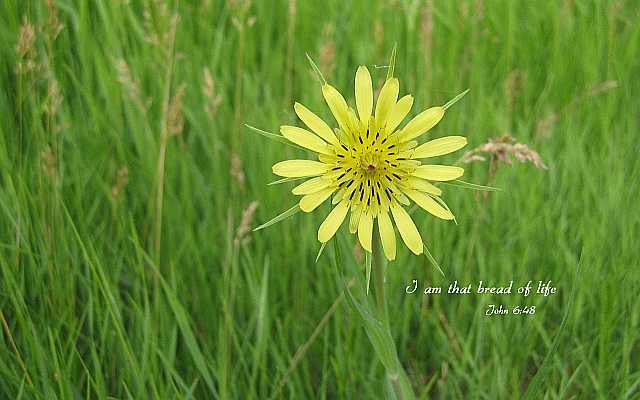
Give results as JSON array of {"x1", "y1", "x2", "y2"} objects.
[{"x1": 1, "y1": 0, "x2": 639, "y2": 398}]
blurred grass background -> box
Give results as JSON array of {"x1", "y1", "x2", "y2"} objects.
[{"x1": 1, "y1": 0, "x2": 639, "y2": 398}]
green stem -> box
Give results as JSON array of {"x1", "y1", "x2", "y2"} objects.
[
  {"x1": 372, "y1": 231, "x2": 387, "y2": 323},
  {"x1": 371, "y1": 223, "x2": 415, "y2": 400}
]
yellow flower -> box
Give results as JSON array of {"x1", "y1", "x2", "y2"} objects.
[{"x1": 272, "y1": 66, "x2": 466, "y2": 261}]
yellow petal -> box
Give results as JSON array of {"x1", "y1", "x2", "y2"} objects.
[
  {"x1": 412, "y1": 136, "x2": 467, "y2": 158},
  {"x1": 332, "y1": 188, "x2": 344, "y2": 204},
  {"x1": 395, "y1": 192, "x2": 410, "y2": 206},
  {"x1": 319, "y1": 154, "x2": 341, "y2": 164},
  {"x1": 355, "y1": 66, "x2": 373, "y2": 123},
  {"x1": 318, "y1": 200, "x2": 349, "y2": 242},
  {"x1": 322, "y1": 84, "x2": 351, "y2": 132},
  {"x1": 404, "y1": 177, "x2": 442, "y2": 196},
  {"x1": 349, "y1": 206, "x2": 362, "y2": 233},
  {"x1": 280, "y1": 126, "x2": 331, "y2": 155},
  {"x1": 294, "y1": 102, "x2": 339, "y2": 146},
  {"x1": 400, "y1": 140, "x2": 418, "y2": 151},
  {"x1": 292, "y1": 176, "x2": 331, "y2": 195},
  {"x1": 412, "y1": 165, "x2": 464, "y2": 181},
  {"x1": 299, "y1": 187, "x2": 335, "y2": 212},
  {"x1": 357, "y1": 211, "x2": 373, "y2": 252},
  {"x1": 272, "y1": 160, "x2": 330, "y2": 177},
  {"x1": 397, "y1": 107, "x2": 444, "y2": 142},
  {"x1": 404, "y1": 189, "x2": 454, "y2": 220},
  {"x1": 390, "y1": 203, "x2": 423, "y2": 255},
  {"x1": 378, "y1": 211, "x2": 396, "y2": 261},
  {"x1": 374, "y1": 78, "x2": 399, "y2": 128},
  {"x1": 386, "y1": 95, "x2": 414, "y2": 133}
]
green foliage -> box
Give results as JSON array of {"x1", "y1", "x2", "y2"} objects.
[{"x1": 1, "y1": 0, "x2": 639, "y2": 398}]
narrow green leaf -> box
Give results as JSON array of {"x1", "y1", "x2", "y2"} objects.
[
  {"x1": 332, "y1": 240, "x2": 399, "y2": 374},
  {"x1": 440, "y1": 179, "x2": 501, "y2": 192},
  {"x1": 315, "y1": 242, "x2": 327, "y2": 263},
  {"x1": 253, "y1": 204, "x2": 300, "y2": 232},
  {"x1": 267, "y1": 176, "x2": 307, "y2": 186},
  {"x1": 305, "y1": 53, "x2": 326, "y2": 85},
  {"x1": 431, "y1": 195, "x2": 458, "y2": 226},
  {"x1": 244, "y1": 124, "x2": 305, "y2": 151},
  {"x1": 422, "y1": 242, "x2": 445, "y2": 277},
  {"x1": 443, "y1": 89, "x2": 470, "y2": 111},
  {"x1": 365, "y1": 251, "x2": 372, "y2": 295},
  {"x1": 386, "y1": 44, "x2": 397, "y2": 80}
]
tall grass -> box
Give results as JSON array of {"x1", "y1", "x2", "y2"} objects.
[{"x1": 0, "y1": 0, "x2": 639, "y2": 398}]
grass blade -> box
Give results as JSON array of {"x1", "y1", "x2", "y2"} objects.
[
  {"x1": 152, "y1": 264, "x2": 218, "y2": 398},
  {"x1": 522, "y1": 250, "x2": 583, "y2": 399}
]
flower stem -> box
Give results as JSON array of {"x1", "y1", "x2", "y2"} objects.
[
  {"x1": 372, "y1": 231, "x2": 387, "y2": 323},
  {"x1": 372, "y1": 224, "x2": 415, "y2": 400}
]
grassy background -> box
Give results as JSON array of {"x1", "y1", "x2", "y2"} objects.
[{"x1": 1, "y1": 0, "x2": 639, "y2": 398}]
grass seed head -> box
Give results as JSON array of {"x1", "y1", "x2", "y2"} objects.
[
  {"x1": 235, "y1": 201, "x2": 259, "y2": 246},
  {"x1": 230, "y1": 152, "x2": 246, "y2": 190},
  {"x1": 318, "y1": 24, "x2": 336, "y2": 79},
  {"x1": 168, "y1": 83, "x2": 187, "y2": 136},
  {"x1": 202, "y1": 68, "x2": 223, "y2": 117},
  {"x1": 16, "y1": 17, "x2": 37, "y2": 75},
  {"x1": 462, "y1": 135, "x2": 548, "y2": 170},
  {"x1": 40, "y1": 146, "x2": 57, "y2": 181},
  {"x1": 111, "y1": 166, "x2": 129, "y2": 201}
]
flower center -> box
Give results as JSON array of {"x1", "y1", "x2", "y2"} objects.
[{"x1": 356, "y1": 149, "x2": 384, "y2": 176}]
